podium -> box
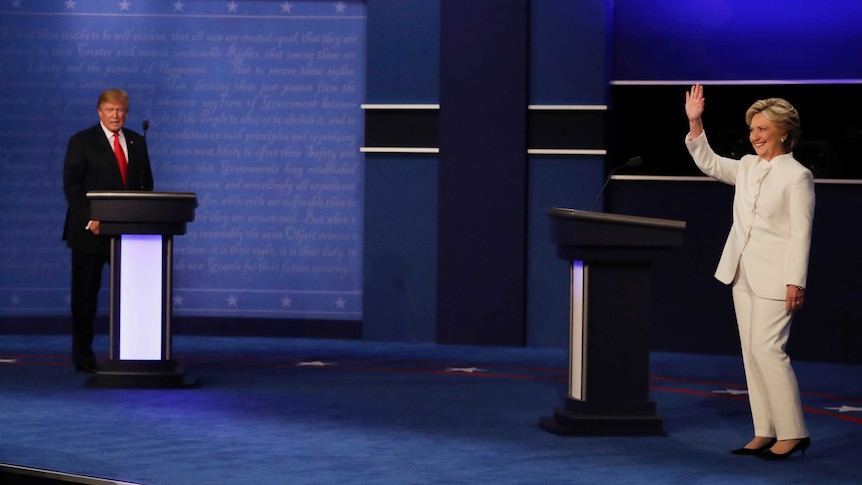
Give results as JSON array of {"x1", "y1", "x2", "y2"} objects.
[
  {"x1": 84, "y1": 191, "x2": 198, "y2": 389},
  {"x1": 539, "y1": 208, "x2": 685, "y2": 436}
]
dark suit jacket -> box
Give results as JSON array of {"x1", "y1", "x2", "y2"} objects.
[{"x1": 62, "y1": 123, "x2": 154, "y2": 255}]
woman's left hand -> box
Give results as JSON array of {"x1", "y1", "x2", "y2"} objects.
[{"x1": 786, "y1": 285, "x2": 805, "y2": 314}]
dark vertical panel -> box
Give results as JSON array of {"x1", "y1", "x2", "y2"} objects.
[{"x1": 437, "y1": 0, "x2": 529, "y2": 345}]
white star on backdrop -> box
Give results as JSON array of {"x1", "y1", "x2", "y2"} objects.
[
  {"x1": 713, "y1": 389, "x2": 749, "y2": 396},
  {"x1": 10, "y1": 294, "x2": 20, "y2": 305},
  {"x1": 173, "y1": 294, "x2": 185, "y2": 306},
  {"x1": 334, "y1": 2, "x2": 346, "y2": 13},
  {"x1": 11, "y1": 0, "x2": 22, "y2": 9},
  {"x1": 281, "y1": 2, "x2": 292, "y2": 13},
  {"x1": 334, "y1": 297, "x2": 346, "y2": 309},
  {"x1": 445, "y1": 367, "x2": 486, "y2": 373},
  {"x1": 64, "y1": 0, "x2": 76, "y2": 10},
  {"x1": 280, "y1": 296, "x2": 292, "y2": 307},
  {"x1": 173, "y1": 1, "x2": 184, "y2": 12},
  {"x1": 118, "y1": 0, "x2": 130, "y2": 11},
  {"x1": 826, "y1": 406, "x2": 862, "y2": 413},
  {"x1": 226, "y1": 295, "x2": 238, "y2": 307},
  {"x1": 227, "y1": 1, "x2": 238, "y2": 13},
  {"x1": 297, "y1": 361, "x2": 335, "y2": 367}
]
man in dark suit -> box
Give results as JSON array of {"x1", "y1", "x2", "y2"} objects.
[{"x1": 62, "y1": 89, "x2": 154, "y2": 373}]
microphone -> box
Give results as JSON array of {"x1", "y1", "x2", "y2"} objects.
[{"x1": 588, "y1": 156, "x2": 644, "y2": 211}]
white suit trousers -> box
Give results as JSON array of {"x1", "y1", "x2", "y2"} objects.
[{"x1": 731, "y1": 259, "x2": 808, "y2": 440}]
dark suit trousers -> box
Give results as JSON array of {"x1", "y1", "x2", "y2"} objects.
[{"x1": 70, "y1": 250, "x2": 109, "y2": 365}]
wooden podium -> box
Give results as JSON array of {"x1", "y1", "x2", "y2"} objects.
[
  {"x1": 539, "y1": 208, "x2": 685, "y2": 436},
  {"x1": 84, "y1": 191, "x2": 198, "y2": 389}
]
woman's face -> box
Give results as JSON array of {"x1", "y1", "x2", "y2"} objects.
[{"x1": 749, "y1": 112, "x2": 787, "y2": 161}]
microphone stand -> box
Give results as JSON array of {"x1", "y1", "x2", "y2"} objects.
[{"x1": 588, "y1": 156, "x2": 644, "y2": 211}]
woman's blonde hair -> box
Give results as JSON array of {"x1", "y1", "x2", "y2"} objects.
[{"x1": 745, "y1": 98, "x2": 801, "y2": 151}]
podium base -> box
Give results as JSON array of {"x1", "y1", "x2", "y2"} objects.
[
  {"x1": 84, "y1": 359, "x2": 198, "y2": 389},
  {"x1": 539, "y1": 404, "x2": 666, "y2": 436}
]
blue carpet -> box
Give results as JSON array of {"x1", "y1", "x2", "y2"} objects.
[{"x1": 1, "y1": 335, "x2": 861, "y2": 484}]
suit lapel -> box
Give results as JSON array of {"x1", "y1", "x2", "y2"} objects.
[{"x1": 126, "y1": 132, "x2": 142, "y2": 189}]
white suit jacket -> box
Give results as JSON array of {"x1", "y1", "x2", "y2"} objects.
[{"x1": 686, "y1": 132, "x2": 815, "y2": 300}]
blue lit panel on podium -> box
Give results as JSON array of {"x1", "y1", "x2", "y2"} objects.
[
  {"x1": 569, "y1": 260, "x2": 585, "y2": 400},
  {"x1": 119, "y1": 235, "x2": 164, "y2": 360}
]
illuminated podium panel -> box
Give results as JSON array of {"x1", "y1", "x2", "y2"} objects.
[
  {"x1": 85, "y1": 191, "x2": 198, "y2": 389},
  {"x1": 539, "y1": 208, "x2": 685, "y2": 436}
]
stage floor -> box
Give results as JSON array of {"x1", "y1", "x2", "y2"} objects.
[{"x1": 2, "y1": 335, "x2": 861, "y2": 485}]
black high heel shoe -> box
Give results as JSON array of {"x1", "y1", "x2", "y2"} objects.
[
  {"x1": 757, "y1": 437, "x2": 811, "y2": 461},
  {"x1": 730, "y1": 438, "x2": 777, "y2": 456}
]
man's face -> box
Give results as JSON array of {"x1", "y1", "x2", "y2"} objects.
[{"x1": 98, "y1": 101, "x2": 128, "y2": 132}]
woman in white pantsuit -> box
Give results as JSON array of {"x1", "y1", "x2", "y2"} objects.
[{"x1": 684, "y1": 84, "x2": 814, "y2": 460}]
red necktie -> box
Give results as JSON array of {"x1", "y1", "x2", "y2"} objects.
[{"x1": 113, "y1": 132, "x2": 127, "y2": 186}]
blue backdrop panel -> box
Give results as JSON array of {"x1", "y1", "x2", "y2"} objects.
[
  {"x1": 530, "y1": 0, "x2": 609, "y2": 104},
  {"x1": 527, "y1": 0, "x2": 609, "y2": 347},
  {"x1": 526, "y1": 156, "x2": 604, "y2": 347},
  {"x1": 362, "y1": 155, "x2": 438, "y2": 342},
  {"x1": 365, "y1": 0, "x2": 439, "y2": 104},
  {"x1": 361, "y1": 1, "x2": 440, "y2": 343},
  {"x1": 0, "y1": 1, "x2": 365, "y2": 322},
  {"x1": 613, "y1": 0, "x2": 862, "y2": 81}
]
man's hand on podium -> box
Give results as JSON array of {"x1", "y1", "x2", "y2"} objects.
[{"x1": 86, "y1": 220, "x2": 101, "y2": 235}]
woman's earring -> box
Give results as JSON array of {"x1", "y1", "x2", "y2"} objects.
[{"x1": 780, "y1": 137, "x2": 786, "y2": 143}]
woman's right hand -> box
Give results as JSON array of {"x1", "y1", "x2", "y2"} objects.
[
  {"x1": 685, "y1": 84, "x2": 705, "y2": 140},
  {"x1": 685, "y1": 83, "x2": 705, "y2": 121}
]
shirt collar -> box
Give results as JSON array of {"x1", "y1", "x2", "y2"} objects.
[
  {"x1": 767, "y1": 151, "x2": 794, "y2": 165},
  {"x1": 100, "y1": 122, "x2": 124, "y2": 139}
]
